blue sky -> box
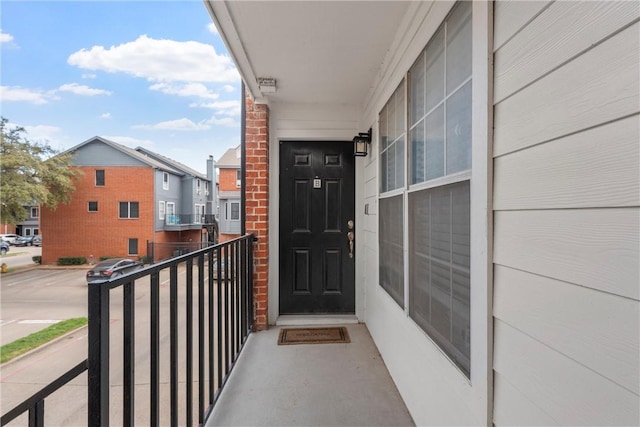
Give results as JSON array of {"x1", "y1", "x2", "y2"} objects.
[{"x1": 1, "y1": 1, "x2": 241, "y2": 174}]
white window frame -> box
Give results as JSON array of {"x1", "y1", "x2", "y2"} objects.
[
  {"x1": 163, "y1": 172, "x2": 169, "y2": 190},
  {"x1": 88, "y1": 201, "x2": 98, "y2": 212},
  {"x1": 228, "y1": 201, "x2": 240, "y2": 221},
  {"x1": 375, "y1": 1, "x2": 492, "y2": 420},
  {"x1": 196, "y1": 178, "x2": 202, "y2": 194},
  {"x1": 30, "y1": 207, "x2": 39, "y2": 218},
  {"x1": 159, "y1": 201, "x2": 165, "y2": 221},
  {"x1": 236, "y1": 169, "x2": 241, "y2": 188},
  {"x1": 205, "y1": 181, "x2": 210, "y2": 196}
]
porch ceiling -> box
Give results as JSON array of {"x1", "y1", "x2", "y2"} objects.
[{"x1": 205, "y1": 1, "x2": 412, "y2": 107}]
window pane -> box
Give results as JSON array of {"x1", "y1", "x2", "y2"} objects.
[
  {"x1": 128, "y1": 238, "x2": 138, "y2": 255},
  {"x1": 426, "y1": 105, "x2": 445, "y2": 180},
  {"x1": 380, "y1": 108, "x2": 388, "y2": 151},
  {"x1": 410, "y1": 52, "x2": 425, "y2": 127},
  {"x1": 409, "y1": 181, "x2": 470, "y2": 376},
  {"x1": 411, "y1": 120, "x2": 425, "y2": 184},
  {"x1": 425, "y1": 28, "x2": 445, "y2": 112},
  {"x1": 96, "y1": 170, "x2": 105, "y2": 186},
  {"x1": 88, "y1": 201, "x2": 98, "y2": 212},
  {"x1": 231, "y1": 202, "x2": 240, "y2": 220},
  {"x1": 159, "y1": 201, "x2": 165, "y2": 220},
  {"x1": 119, "y1": 202, "x2": 128, "y2": 218},
  {"x1": 380, "y1": 150, "x2": 388, "y2": 193},
  {"x1": 130, "y1": 202, "x2": 139, "y2": 218},
  {"x1": 446, "y1": 1, "x2": 472, "y2": 94},
  {"x1": 395, "y1": 136, "x2": 405, "y2": 189},
  {"x1": 395, "y1": 84, "x2": 405, "y2": 136},
  {"x1": 379, "y1": 195, "x2": 404, "y2": 307},
  {"x1": 446, "y1": 81, "x2": 472, "y2": 174},
  {"x1": 387, "y1": 146, "x2": 396, "y2": 191}
]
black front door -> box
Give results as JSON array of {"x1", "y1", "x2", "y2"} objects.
[{"x1": 279, "y1": 141, "x2": 355, "y2": 314}]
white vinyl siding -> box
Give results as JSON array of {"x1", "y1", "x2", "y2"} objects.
[{"x1": 492, "y1": 1, "x2": 639, "y2": 425}]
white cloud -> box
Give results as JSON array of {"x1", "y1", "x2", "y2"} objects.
[
  {"x1": 205, "y1": 117, "x2": 238, "y2": 127},
  {"x1": 59, "y1": 83, "x2": 111, "y2": 96},
  {"x1": 207, "y1": 23, "x2": 219, "y2": 35},
  {"x1": 105, "y1": 135, "x2": 155, "y2": 149},
  {"x1": 16, "y1": 124, "x2": 63, "y2": 145},
  {"x1": 82, "y1": 73, "x2": 97, "y2": 79},
  {"x1": 223, "y1": 85, "x2": 235, "y2": 93},
  {"x1": 68, "y1": 35, "x2": 239, "y2": 83},
  {"x1": 133, "y1": 118, "x2": 210, "y2": 131},
  {"x1": 100, "y1": 113, "x2": 111, "y2": 119},
  {"x1": 0, "y1": 30, "x2": 14, "y2": 44},
  {"x1": 190, "y1": 100, "x2": 241, "y2": 116},
  {"x1": 0, "y1": 86, "x2": 58, "y2": 104},
  {"x1": 149, "y1": 82, "x2": 219, "y2": 100}
]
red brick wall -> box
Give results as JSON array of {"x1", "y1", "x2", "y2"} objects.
[
  {"x1": 41, "y1": 166, "x2": 155, "y2": 264},
  {"x1": 245, "y1": 95, "x2": 269, "y2": 331},
  {"x1": 219, "y1": 168, "x2": 240, "y2": 192}
]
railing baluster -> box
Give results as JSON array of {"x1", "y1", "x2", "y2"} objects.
[
  {"x1": 235, "y1": 241, "x2": 241, "y2": 352},
  {"x1": 230, "y1": 242, "x2": 236, "y2": 362},
  {"x1": 169, "y1": 264, "x2": 178, "y2": 427},
  {"x1": 198, "y1": 253, "x2": 205, "y2": 426},
  {"x1": 28, "y1": 399, "x2": 43, "y2": 427},
  {"x1": 224, "y1": 246, "x2": 230, "y2": 376},
  {"x1": 123, "y1": 280, "x2": 135, "y2": 427},
  {"x1": 240, "y1": 238, "x2": 248, "y2": 342},
  {"x1": 150, "y1": 272, "x2": 160, "y2": 427},
  {"x1": 216, "y1": 245, "x2": 223, "y2": 392},
  {"x1": 207, "y1": 250, "x2": 214, "y2": 405},
  {"x1": 186, "y1": 258, "x2": 194, "y2": 427},
  {"x1": 88, "y1": 281, "x2": 110, "y2": 426}
]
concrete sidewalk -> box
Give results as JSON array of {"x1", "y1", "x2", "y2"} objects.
[{"x1": 206, "y1": 323, "x2": 414, "y2": 427}]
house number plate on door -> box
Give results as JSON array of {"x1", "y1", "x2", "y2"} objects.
[{"x1": 313, "y1": 178, "x2": 322, "y2": 189}]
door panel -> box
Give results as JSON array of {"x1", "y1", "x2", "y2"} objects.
[{"x1": 279, "y1": 141, "x2": 355, "y2": 313}]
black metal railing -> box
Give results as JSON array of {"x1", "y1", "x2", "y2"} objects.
[
  {"x1": 1, "y1": 234, "x2": 256, "y2": 427},
  {"x1": 165, "y1": 214, "x2": 217, "y2": 226},
  {"x1": 0, "y1": 361, "x2": 88, "y2": 426}
]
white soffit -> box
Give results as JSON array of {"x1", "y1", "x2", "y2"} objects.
[{"x1": 206, "y1": 1, "x2": 411, "y2": 107}]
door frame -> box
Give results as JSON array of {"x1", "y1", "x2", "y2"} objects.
[{"x1": 275, "y1": 139, "x2": 357, "y2": 317}]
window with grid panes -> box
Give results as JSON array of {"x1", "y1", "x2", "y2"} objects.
[
  {"x1": 378, "y1": 80, "x2": 406, "y2": 307},
  {"x1": 407, "y1": 0, "x2": 472, "y2": 377}
]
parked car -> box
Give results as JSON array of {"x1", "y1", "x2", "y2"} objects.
[
  {"x1": 0, "y1": 234, "x2": 21, "y2": 245},
  {"x1": 13, "y1": 236, "x2": 35, "y2": 246},
  {"x1": 86, "y1": 258, "x2": 144, "y2": 283},
  {"x1": 32, "y1": 235, "x2": 42, "y2": 246},
  {"x1": 0, "y1": 242, "x2": 9, "y2": 255}
]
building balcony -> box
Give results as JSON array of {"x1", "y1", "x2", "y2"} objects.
[
  {"x1": 163, "y1": 214, "x2": 217, "y2": 231},
  {"x1": 1, "y1": 236, "x2": 413, "y2": 427}
]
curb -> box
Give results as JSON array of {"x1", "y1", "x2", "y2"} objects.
[{"x1": 1, "y1": 324, "x2": 89, "y2": 368}]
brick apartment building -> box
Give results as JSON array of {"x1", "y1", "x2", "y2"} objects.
[{"x1": 41, "y1": 137, "x2": 217, "y2": 264}]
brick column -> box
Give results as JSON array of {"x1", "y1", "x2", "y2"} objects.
[{"x1": 245, "y1": 95, "x2": 269, "y2": 331}]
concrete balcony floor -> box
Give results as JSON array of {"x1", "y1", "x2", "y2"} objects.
[{"x1": 206, "y1": 323, "x2": 415, "y2": 427}]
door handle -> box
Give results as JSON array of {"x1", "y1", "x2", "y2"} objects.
[{"x1": 347, "y1": 231, "x2": 355, "y2": 258}]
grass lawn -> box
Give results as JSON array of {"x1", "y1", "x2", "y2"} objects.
[{"x1": 0, "y1": 317, "x2": 88, "y2": 364}]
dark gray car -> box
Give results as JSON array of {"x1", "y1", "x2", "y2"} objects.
[{"x1": 86, "y1": 258, "x2": 143, "y2": 283}]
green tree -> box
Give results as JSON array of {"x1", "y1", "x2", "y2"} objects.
[{"x1": 1, "y1": 117, "x2": 82, "y2": 225}]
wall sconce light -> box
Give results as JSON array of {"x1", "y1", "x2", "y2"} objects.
[{"x1": 353, "y1": 128, "x2": 372, "y2": 157}]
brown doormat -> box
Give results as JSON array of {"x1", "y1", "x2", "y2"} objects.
[{"x1": 278, "y1": 326, "x2": 350, "y2": 345}]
